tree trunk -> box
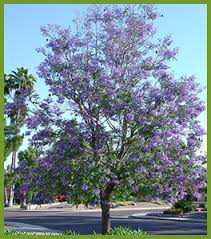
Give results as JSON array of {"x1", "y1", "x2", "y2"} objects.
[
  {"x1": 11, "y1": 150, "x2": 17, "y2": 171},
  {"x1": 4, "y1": 187, "x2": 8, "y2": 207},
  {"x1": 99, "y1": 182, "x2": 116, "y2": 234},
  {"x1": 20, "y1": 198, "x2": 26, "y2": 209},
  {"x1": 8, "y1": 150, "x2": 17, "y2": 207},
  {"x1": 101, "y1": 201, "x2": 111, "y2": 235},
  {"x1": 8, "y1": 185, "x2": 14, "y2": 207}
]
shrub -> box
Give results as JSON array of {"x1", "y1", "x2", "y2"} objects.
[
  {"x1": 5, "y1": 228, "x2": 147, "y2": 236},
  {"x1": 174, "y1": 199, "x2": 196, "y2": 213},
  {"x1": 163, "y1": 208, "x2": 183, "y2": 214},
  {"x1": 63, "y1": 230, "x2": 80, "y2": 235},
  {"x1": 108, "y1": 226, "x2": 146, "y2": 235}
]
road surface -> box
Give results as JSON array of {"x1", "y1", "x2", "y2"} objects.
[{"x1": 5, "y1": 209, "x2": 207, "y2": 235}]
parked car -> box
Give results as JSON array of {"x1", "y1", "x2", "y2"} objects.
[{"x1": 57, "y1": 195, "x2": 66, "y2": 202}]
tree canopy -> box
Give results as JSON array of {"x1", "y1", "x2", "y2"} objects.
[{"x1": 13, "y1": 5, "x2": 206, "y2": 234}]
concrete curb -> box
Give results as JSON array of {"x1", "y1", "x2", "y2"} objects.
[
  {"x1": 5, "y1": 206, "x2": 171, "y2": 213},
  {"x1": 130, "y1": 213, "x2": 207, "y2": 223},
  {"x1": 4, "y1": 221, "x2": 63, "y2": 234}
]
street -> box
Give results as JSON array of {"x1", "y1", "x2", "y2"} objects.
[{"x1": 4, "y1": 209, "x2": 207, "y2": 235}]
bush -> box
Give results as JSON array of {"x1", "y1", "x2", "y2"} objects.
[
  {"x1": 5, "y1": 229, "x2": 79, "y2": 236},
  {"x1": 63, "y1": 230, "x2": 80, "y2": 235},
  {"x1": 174, "y1": 199, "x2": 196, "y2": 213},
  {"x1": 163, "y1": 208, "x2": 183, "y2": 215},
  {"x1": 5, "y1": 228, "x2": 146, "y2": 236},
  {"x1": 203, "y1": 204, "x2": 207, "y2": 211},
  {"x1": 108, "y1": 226, "x2": 146, "y2": 235}
]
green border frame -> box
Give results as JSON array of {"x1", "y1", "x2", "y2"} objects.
[{"x1": 0, "y1": 0, "x2": 209, "y2": 239}]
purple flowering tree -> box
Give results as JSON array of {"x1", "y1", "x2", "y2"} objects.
[
  {"x1": 15, "y1": 147, "x2": 41, "y2": 208},
  {"x1": 24, "y1": 5, "x2": 206, "y2": 234}
]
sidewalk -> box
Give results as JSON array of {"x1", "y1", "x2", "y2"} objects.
[
  {"x1": 131, "y1": 211, "x2": 207, "y2": 223},
  {"x1": 4, "y1": 221, "x2": 62, "y2": 235},
  {"x1": 4, "y1": 201, "x2": 171, "y2": 213}
]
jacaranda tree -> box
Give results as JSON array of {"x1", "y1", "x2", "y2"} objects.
[
  {"x1": 15, "y1": 147, "x2": 41, "y2": 208},
  {"x1": 23, "y1": 5, "x2": 206, "y2": 234}
]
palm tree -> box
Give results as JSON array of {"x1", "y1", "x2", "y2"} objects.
[
  {"x1": 5, "y1": 67, "x2": 35, "y2": 95},
  {"x1": 4, "y1": 67, "x2": 36, "y2": 207}
]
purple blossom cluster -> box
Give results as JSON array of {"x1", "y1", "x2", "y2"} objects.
[{"x1": 15, "y1": 5, "x2": 206, "y2": 205}]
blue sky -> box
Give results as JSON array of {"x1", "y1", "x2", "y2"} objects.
[{"x1": 4, "y1": 4, "x2": 207, "y2": 167}]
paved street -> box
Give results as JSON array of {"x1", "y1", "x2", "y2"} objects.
[{"x1": 5, "y1": 209, "x2": 207, "y2": 235}]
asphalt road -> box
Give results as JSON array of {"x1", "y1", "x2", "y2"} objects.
[{"x1": 5, "y1": 209, "x2": 207, "y2": 235}]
